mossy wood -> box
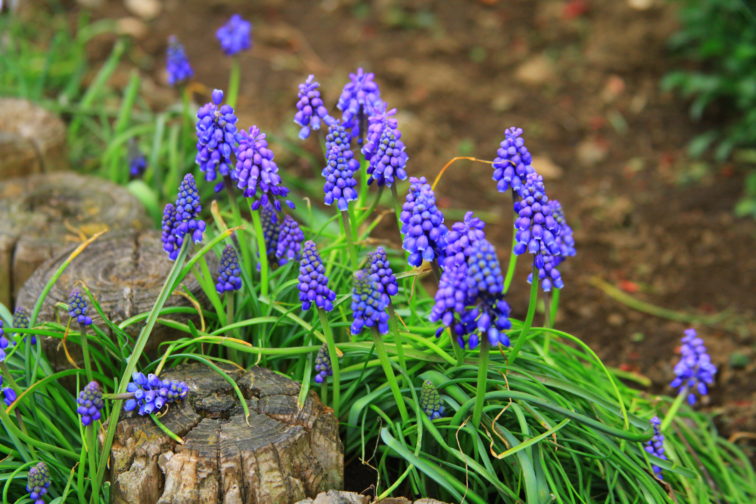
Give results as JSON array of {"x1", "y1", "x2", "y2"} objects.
[
  {"x1": 15, "y1": 230, "x2": 208, "y2": 368},
  {"x1": 0, "y1": 98, "x2": 67, "y2": 178},
  {"x1": 110, "y1": 363, "x2": 343, "y2": 504},
  {"x1": 0, "y1": 172, "x2": 151, "y2": 307}
]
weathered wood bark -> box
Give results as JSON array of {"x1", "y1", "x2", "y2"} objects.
[
  {"x1": 15, "y1": 230, "x2": 209, "y2": 369},
  {"x1": 110, "y1": 364, "x2": 344, "y2": 504},
  {"x1": 0, "y1": 98, "x2": 67, "y2": 178},
  {"x1": 294, "y1": 492, "x2": 449, "y2": 504},
  {"x1": 0, "y1": 172, "x2": 150, "y2": 307}
]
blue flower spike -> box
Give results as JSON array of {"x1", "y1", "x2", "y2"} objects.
[
  {"x1": 275, "y1": 215, "x2": 305, "y2": 265},
  {"x1": 216, "y1": 245, "x2": 242, "y2": 294},
  {"x1": 670, "y1": 328, "x2": 717, "y2": 405},
  {"x1": 492, "y1": 126, "x2": 534, "y2": 196},
  {"x1": 644, "y1": 416, "x2": 667, "y2": 479},
  {"x1": 26, "y1": 461, "x2": 50, "y2": 504},
  {"x1": 12, "y1": 306, "x2": 33, "y2": 344},
  {"x1": 123, "y1": 372, "x2": 189, "y2": 416},
  {"x1": 337, "y1": 68, "x2": 385, "y2": 140},
  {"x1": 420, "y1": 380, "x2": 444, "y2": 420},
  {"x1": 367, "y1": 247, "x2": 399, "y2": 299},
  {"x1": 166, "y1": 35, "x2": 194, "y2": 86},
  {"x1": 196, "y1": 89, "x2": 239, "y2": 191},
  {"x1": 363, "y1": 106, "x2": 409, "y2": 187},
  {"x1": 400, "y1": 177, "x2": 448, "y2": 267},
  {"x1": 322, "y1": 139, "x2": 359, "y2": 211},
  {"x1": 1, "y1": 376, "x2": 17, "y2": 406},
  {"x1": 173, "y1": 173, "x2": 206, "y2": 245},
  {"x1": 314, "y1": 344, "x2": 333, "y2": 384},
  {"x1": 350, "y1": 270, "x2": 389, "y2": 335},
  {"x1": 216, "y1": 14, "x2": 252, "y2": 56},
  {"x1": 0, "y1": 321, "x2": 8, "y2": 362},
  {"x1": 294, "y1": 75, "x2": 336, "y2": 140},
  {"x1": 68, "y1": 289, "x2": 92, "y2": 327},
  {"x1": 77, "y1": 381, "x2": 104, "y2": 427},
  {"x1": 298, "y1": 241, "x2": 336, "y2": 312},
  {"x1": 234, "y1": 125, "x2": 293, "y2": 211}
]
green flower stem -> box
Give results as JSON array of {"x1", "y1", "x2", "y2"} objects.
[
  {"x1": 372, "y1": 330, "x2": 409, "y2": 424},
  {"x1": 297, "y1": 329, "x2": 315, "y2": 409},
  {"x1": 86, "y1": 425, "x2": 97, "y2": 495},
  {"x1": 318, "y1": 308, "x2": 341, "y2": 417},
  {"x1": 227, "y1": 57, "x2": 241, "y2": 109},
  {"x1": 226, "y1": 293, "x2": 241, "y2": 363},
  {"x1": 80, "y1": 324, "x2": 93, "y2": 383},
  {"x1": 508, "y1": 268, "x2": 539, "y2": 364},
  {"x1": 358, "y1": 154, "x2": 369, "y2": 209},
  {"x1": 250, "y1": 209, "x2": 269, "y2": 299},
  {"x1": 388, "y1": 306, "x2": 407, "y2": 376},
  {"x1": 390, "y1": 184, "x2": 404, "y2": 235},
  {"x1": 543, "y1": 288, "x2": 561, "y2": 354},
  {"x1": 91, "y1": 243, "x2": 189, "y2": 503},
  {"x1": 472, "y1": 340, "x2": 490, "y2": 429},
  {"x1": 661, "y1": 387, "x2": 689, "y2": 431},
  {"x1": 359, "y1": 186, "x2": 384, "y2": 227},
  {"x1": 341, "y1": 210, "x2": 358, "y2": 270},
  {"x1": 503, "y1": 226, "x2": 519, "y2": 294}
]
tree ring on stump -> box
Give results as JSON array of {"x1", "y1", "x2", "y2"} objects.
[
  {"x1": 110, "y1": 363, "x2": 344, "y2": 504},
  {"x1": 15, "y1": 230, "x2": 210, "y2": 369},
  {"x1": 0, "y1": 98, "x2": 67, "y2": 179},
  {"x1": 0, "y1": 172, "x2": 151, "y2": 307}
]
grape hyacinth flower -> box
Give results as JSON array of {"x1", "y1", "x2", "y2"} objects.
[
  {"x1": 1, "y1": 375, "x2": 16, "y2": 406},
  {"x1": 492, "y1": 127, "x2": 534, "y2": 196},
  {"x1": 123, "y1": 372, "x2": 189, "y2": 416},
  {"x1": 298, "y1": 241, "x2": 336, "y2": 312},
  {"x1": 68, "y1": 289, "x2": 92, "y2": 327},
  {"x1": 362, "y1": 107, "x2": 408, "y2": 187},
  {"x1": 127, "y1": 138, "x2": 147, "y2": 178},
  {"x1": 234, "y1": 125, "x2": 293, "y2": 211},
  {"x1": 0, "y1": 321, "x2": 8, "y2": 362},
  {"x1": 161, "y1": 203, "x2": 180, "y2": 260},
  {"x1": 551, "y1": 200, "x2": 576, "y2": 260},
  {"x1": 216, "y1": 14, "x2": 252, "y2": 56},
  {"x1": 400, "y1": 177, "x2": 448, "y2": 267},
  {"x1": 527, "y1": 199, "x2": 576, "y2": 292},
  {"x1": 294, "y1": 75, "x2": 336, "y2": 140},
  {"x1": 216, "y1": 245, "x2": 242, "y2": 294},
  {"x1": 644, "y1": 416, "x2": 667, "y2": 479},
  {"x1": 443, "y1": 211, "x2": 487, "y2": 265},
  {"x1": 314, "y1": 344, "x2": 333, "y2": 384},
  {"x1": 275, "y1": 215, "x2": 304, "y2": 265},
  {"x1": 350, "y1": 270, "x2": 389, "y2": 335},
  {"x1": 26, "y1": 462, "x2": 50, "y2": 504},
  {"x1": 322, "y1": 142, "x2": 359, "y2": 211},
  {"x1": 196, "y1": 89, "x2": 239, "y2": 191},
  {"x1": 166, "y1": 35, "x2": 194, "y2": 86},
  {"x1": 13, "y1": 306, "x2": 33, "y2": 344},
  {"x1": 337, "y1": 68, "x2": 385, "y2": 140},
  {"x1": 261, "y1": 205, "x2": 280, "y2": 256},
  {"x1": 429, "y1": 259, "x2": 469, "y2": 331},
  {"x1": 173, "y1": 174, "x2": 206, "y2": 244},
  {"x1": 367, "y1": 247, "x2": 398, "y2": 299},
  {"x1": 514, "y1": 173, "x2": 561, "y2": 270},
  {"x1": 77, "y1": 381, "x2": 104, "y2": 426},
  {"x1": 419, "y1": 380, "x2": 444, "y2": 420},
  {"x1": 670, "y1": 328, "x2": 717, "y2": 405}
]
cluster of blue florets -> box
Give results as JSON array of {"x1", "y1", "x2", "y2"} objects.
[
  {"x1": 322, "y1": 128, "x2": 359, "y2": 211},
  {"x1": 314, "y1": 344, "x2": 333, "y2": 384},
  {"x1": 0, "y1": 375, "x2": 16, "y2": 406},
  {"x1": 123, "y1": 372, "x2": 189, "y2": 416},
  {"x1": 400, "y1": 177, "x2": 447, "y2": 267},
  {"x1": 362, "y1": 107, "x2": 408, "y2": 187},
  {"x1": 275, "y1": 215, "x2": 305, "y2": 265},
  {"x1": 234, "y1": 125, "x2": 293, "y2": 211},
  {"x1": 196, "y1": 89, "x2": 239, "y2": 191},
  {"x1": 298, "y1": 241, "x2": 336, "y2": 312},
  {"x1": 261, "y1": 205, "x2": 280, "y2": 257},
  {"x1": 12, "y1": 306, "x2": 33, "y2": 344},
  {"x1": 367, "y1": 247, "x2": 399, "y2": 300},
  {"x1": 216, "y1": 14, "x2": 252, "y2": 56},
  {"x1": 294, "y1": 75, "x2": 335, "y2": 140},
  {"x1": 216, "y1": 245, "x2": 242, "y2": 294},
  {"x1": 492, "y1": 127, "x2": 534, "y2": 195},
  {"x1": 337, "y1": 68, "x2": 385, "y2": 140},
  {"x1": 26, "y1": 462, "x2": 50, "y2": 504},
  {"x1": 161, "y1": 174, "x2": 206, "y2": 260},
  {"x1": 77, "y1": 381, "x2": 104, "y2": 427},
  {"x1": 670, "y1": 328, "x2": 717, "y2": 405},
  {"x1": 68, "y1": 289, "x2": 92, "y2": 327},
  {"x1": 350, "y1": 270, "x2": 389, "y2": 335},
  {"x1": 0, "y1": 321, "x2": 8, "y2": 362},
  {"x1": 644, "y1": 416, "x2": 667, "y2": 479},
  {"x1": 420, "y1": 380, "x2": 444, "y2": 420},
  {"x1": 166, "y1": 35, "x2": 194, "y2": 86}
]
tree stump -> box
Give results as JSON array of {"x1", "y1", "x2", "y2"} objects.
[
  {"x1": 0, "y1": 172, "x2": 151, "y2": 307},
  {"x1": 110, "y1": 363, "x2": 344, "y2": 504},
  {"x1": 15, "y1": 230, "x2": 210, "y2": 368},
  {"x1": 0, "y1": 98, "x2": 67, "y2": 178}
]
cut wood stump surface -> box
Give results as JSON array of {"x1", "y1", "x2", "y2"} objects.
[
  {"x1": 0, "y1": 172, "x2": 150, "y2": 307},
  {"x1": 15, "y1": 230, "x2": 208, "y2": 368},
  {"x1": 0, "y1": 98, "x2": 67, "y2": 178},
  {"x1": 295, "y1": 492, "x2": 449, "y2": 504},
  {"x1": 110, "y1": 363, "x2": 343, "y2": 504}
]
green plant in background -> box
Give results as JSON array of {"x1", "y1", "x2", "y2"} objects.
[
  {"x1": 663, "y1": 0, "x2": 756, "y2": 216},
  {"x1": 0, "y1": 5, "x2": 754, "y2": 504}
]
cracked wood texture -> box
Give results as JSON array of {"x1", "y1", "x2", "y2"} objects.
[
  {"x1": 15, "y1": 230, "x2": 208, "y2": 369},
  {"x1": 0, "y1": 98, "x2": 67, "y2": 179},
  {"x1": 110, "y1": 363, "x2": 343, "y2": 504},
  {"x1": 0, "y1": 172, "x2": 151, "y2": 307}
]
